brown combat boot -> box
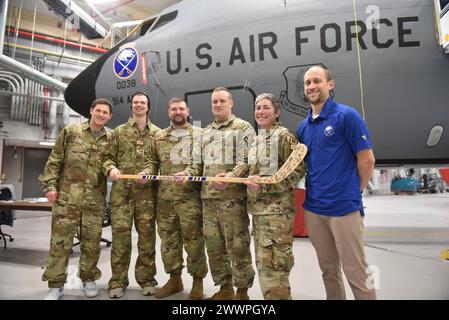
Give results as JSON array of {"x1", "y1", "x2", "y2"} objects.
[
  {"x1": 188, "y1": 277, "x2": 204, "y2": 300},
  {"x1": 155, "y1": 274, "x2": 184, "y2": 298},
  {"x1": 206, "y1": 284, "x2": 235, "y2": 300},
  {"x1": 235, "y1": 288, "x2": 250, "y2": 300}
]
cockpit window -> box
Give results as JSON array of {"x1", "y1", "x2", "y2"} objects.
[
  {"x1": 123, "y1": 17, "x2": 157, "y2": 43},
  {"x1": 150, "y1": 11, "x2": 178, "y2": 32},
  {"x1": 111, "y1": 11, "x2": 177, "y2": 49},
  {"x1": 441, "y1": 0, "x2": 449, "y2": 10},
  {"x1": 139, "y1": 18, "x2": 157, "y2": 35}
]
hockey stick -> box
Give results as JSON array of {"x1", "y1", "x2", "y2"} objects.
[{"x1": 118, "y1": 143, "x2": 307, "y2": 184}]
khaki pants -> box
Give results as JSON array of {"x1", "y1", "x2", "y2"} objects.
[{"x1": 304, "y1": 210, "x2": 376, "y2": 300}]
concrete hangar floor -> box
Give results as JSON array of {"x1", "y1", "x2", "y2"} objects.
[{"x1": 0, "y1": 193, "x2": 448, "y2": 300}]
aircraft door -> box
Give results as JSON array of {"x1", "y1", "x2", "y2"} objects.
[{"x1": 185, "y1": 86, "x2": 257, "y2": 129}]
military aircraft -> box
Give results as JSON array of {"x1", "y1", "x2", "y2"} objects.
[{"x1": 64, "y1": 0, "x2": 449, "y2": 166}]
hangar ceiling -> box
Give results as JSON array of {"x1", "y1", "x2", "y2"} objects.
[{"x1": 5, "y1": 0, "x2": 181, "y2": 49}]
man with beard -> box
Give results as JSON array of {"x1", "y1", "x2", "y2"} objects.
[
  {"x1": 296, "y1": 65, "x2": 376, "y2": 300},
  {"x1": 149, "y1": 97, "x2": 207, "y2": 299}
]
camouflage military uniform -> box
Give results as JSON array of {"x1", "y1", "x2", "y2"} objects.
[
  {"x1": 103, "y1": 117, "x2": 160, "y2": 290},
  {"x1": 42, "y1": 122, "x2": 110, "y2": 288},
  {"x1": 247, "y1": 122, "x2": 306, "y2": 299},
  {"x1": 185, "y1": 114, "x2": 255, "y2": 289},
  {"x1": 150, "y1": 123, "x2": 207, "y2": 278}
]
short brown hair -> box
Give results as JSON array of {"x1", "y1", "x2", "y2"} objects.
[
  {"x1": 168, "y1": 97, "x2": 187, "y2": 108},
  {"x1": 308, "y1": 64, "x2": 333, "y2": 81},
  {"x1": 91, "y1": 98, "x2": 112, "y2": 114},
  {"x1": 212, "y1": 87, "x2": 232, "y2": 101}
]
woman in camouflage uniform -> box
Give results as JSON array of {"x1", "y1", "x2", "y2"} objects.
[{"x1": 245, "y1": 93, "x2": 306, "y2": 300}]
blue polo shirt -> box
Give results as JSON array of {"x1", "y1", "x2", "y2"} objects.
[{"x1": 296, "y1": 97, "x2": 372, "y2": 216}]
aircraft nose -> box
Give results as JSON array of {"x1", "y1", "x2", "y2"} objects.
[{"x1": 64, "y1": 60, "x2": 99, "y2": 118}]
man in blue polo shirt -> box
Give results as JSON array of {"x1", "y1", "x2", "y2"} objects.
[{"x1": 296, "y1": 65, "x2": 376, "y2": 300}]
